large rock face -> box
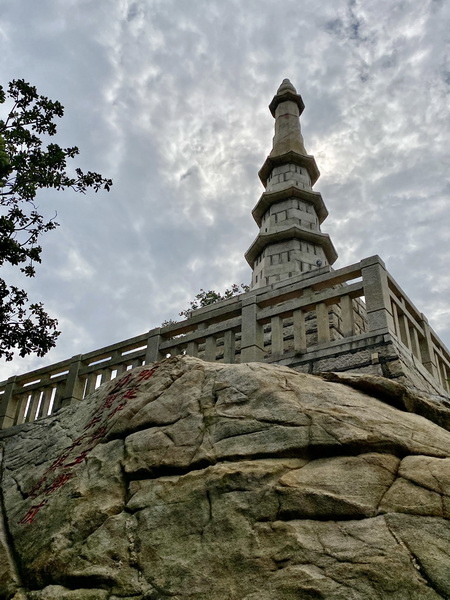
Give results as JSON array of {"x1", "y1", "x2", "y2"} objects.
[{"x1": 1, "y1": 356, "x2": 450, "y2": 599}]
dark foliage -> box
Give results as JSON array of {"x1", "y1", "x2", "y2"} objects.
[
  {"x1": 178, "y1": 283, "x2": 250, "y2": 319},
  {"x1": 161, "y1": 284, "x2": 250, "y2": 327},
  {"x1": 0, "y1": 79, "x2": 112, "y2": 361}
]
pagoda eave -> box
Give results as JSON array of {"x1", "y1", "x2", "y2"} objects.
[
  {"x1": 258, "y1": 151, "x2": 320, "y2": 188},
  {"x1": 269, "y1": 90, "x2": 305, "y2": 117},
  {"x1": 252, "y1": 186, "x2": 329, "y2": 226},
  {"x1": 245, "y1": 226, "x2": 338, "y2": 269}
]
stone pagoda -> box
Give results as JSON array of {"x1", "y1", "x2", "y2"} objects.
[{"x1": 245, "y1": 79, "x2": 337, "y2": 289}]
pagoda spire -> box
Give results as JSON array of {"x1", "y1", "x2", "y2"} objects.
[
  {"x1": 245, "y1": 80, "x2": 337, "y2": 289},
  {"x1": 269, "y1": 79, "x2": 307, "y2": 157}
]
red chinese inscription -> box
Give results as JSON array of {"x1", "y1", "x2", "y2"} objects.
[
  {"x1": 19, "y1": 366, "x2": 158, "y2": 525},
  {"x1": 18, "y1": 500, "x2": 48, "y2": 525}
]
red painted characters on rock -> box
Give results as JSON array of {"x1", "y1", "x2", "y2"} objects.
[{"x1": 18, "y1": 366, "x2": 159, "y2": 524}]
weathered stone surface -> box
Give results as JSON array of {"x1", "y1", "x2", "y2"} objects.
[
  {"x1": 1, "y1": 356, "x2": 450, "y2": 599},
  {"x1": 320, "y1": 370, "x2": 450, "y2": 429}
]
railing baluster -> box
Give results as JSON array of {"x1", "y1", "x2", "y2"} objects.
[
  {"x1": 411, "y1": 327, "x2": 420, "y2": 360},
  {"x1": 397, "y1": 309, "x2": 407, "y2": 346},
  {"x1": 116, "y1": 363, "x2": 129, "y2": 376},
  {"x1": 340, "y1": 295, "x2": 355, "y2": 337},
  {"x1": 316, "y1": 303, "x2": 330, "y2": 344},
  {"x1": 443, "y1": 365, "x2": 450, "y2": 393},
  {"x1": 223, "y1": 330, "x2": 235, "y2": 363},
  {"x1": 271, "y1": 316, "x2": 284, "y2": 356},
  {"x1": 84, "y1": 373, "x2": 98, "y2": 397},
  {"x1": 16, "y1": 393, "x2": 31, "y2": 425},
  {"x1": 25, "y1": 391, "x2": 41, "y2": 423},
  {"x1": 186, "y1": 340, "x2": 199, "y2": 357},
  {"x1": 100, "y1": 368, "x2": 112, "y2": 386},
  {"x1": 241, "y1": 296, "x2": 264, "y2": 362},
  {"x1": 419, "y1": 314, "x2": 439, "y2": 378},
  {"x1": 0, "y1": 376, "x2": 17, "y2": 429},
  {"x1": 435, "y1": 354, "x2": 443, "y2": 386},
  {"x1": 293, "y1": 309, "x2": 307, "y2": 354},
  {"x1": 391, "y1": 301, "x2": 400, "y2": 338},
  {"x1": 38, "y1": 387, "x2": 54, "y2": 419},
  {"x1": 401, "y1": 314, "x2": 413, "y2": 351},
  {"x1": 204, "y1": 336, "x2": 216, "y2": 362},
  {"x1": 51, "y1": 383, "x2": 64, "y2": 414},
  {"x1": 439, "y1": 361, "x2": 447, "y2": 390}
]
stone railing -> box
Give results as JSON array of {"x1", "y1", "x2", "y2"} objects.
[
  {"x1": 387, "y1": 275, "x2": 450, "y2": 392},
  {"x1": 1, "y1": 255, "x2": 449, "y2": 429}
]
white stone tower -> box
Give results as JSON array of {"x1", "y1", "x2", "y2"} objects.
[{"x1": 245, "y1": 79, "x2": 337, "y2": 289}]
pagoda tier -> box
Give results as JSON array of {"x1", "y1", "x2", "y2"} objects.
[{"x1": 245, "y1": 79, "x2": 337, "y2": 289}]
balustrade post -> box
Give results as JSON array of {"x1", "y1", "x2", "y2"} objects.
[
  {"x1": 240, "y1": 296, "x2": 264, "y2": 362},
  {"x1": 37, "y1": 387, "x2": 54, "y2": 419},
  {"x1": 25, "y1": 391, "x2": 42, "y2": 423},
  {"x1": 401, "y1": 314, "x2": 413, "y2": 352},
  {"x1": 145, "y1": 328, "x2": 161, "y2": 364},
  {"x1": 186, "y1": 341, "x2": 199, "y2": 357},
  {"x1": 293, "y1": 309, "x2": 307, "y2": 354},
  {"x1": 57, "y1": 355, "x2": 85, "y2": 410},
  {"x1": 443, "y1": 364, "x2": 450, "y2": 394},
  {"x1": 116, "y1": 363, "x2": 129, "y2": 376},
  {"x1": 391, "y1": 302, "x2": 400, "y2": 337},
  {"x1": 419, "y1": 314, "x2": 438, "y2": 378},
  {"x1": 411, "y1": 327, "x2": 421, "y2": 360},
  {"x1": 84, "y1": 373, "x2": 99, "y2": 397},
  {"x1": 316, "y1": 303, "x2": 330, "y2": 344},
  {"x1": 361, "y1": 256, "x2": 395, "y2": 334},
  {"x1": 100, "y1": 367, "x2": 113, "y2": 386},
  {"x1": 0, "y1": 376, "x2": 18, "y2": 429},
  {"x1": 204, "y1": 336, "x2": 216, "y2": 362},
  {"x1": 223, "y1": 330, "x2": 235, "y2": 363},
  {"x1": 438, "y1": 361, "x2": 447, "y2": 390},
  {"x1": 271, "y1": 316, "x2": 284, "y2": 356},
  {"x1": 340, "y1": 295, "x2": 355, "y2": 337}
]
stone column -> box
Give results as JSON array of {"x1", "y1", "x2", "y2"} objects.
[
  {"x1": 271, "y1": 316, "x2": 284, "y2": 356},
  {"x1": 240, "y1": 296, "x2": 264, "y2": 362},
  {"x1": 204, "y1": 336, "x2": 216, "y2": 362},
  {"x1": 145, "y1": 328, "x2": 161, "y2": 363},
  {"x1": 37, "y1": 387, "x2": 54, "y2": 420},
  {"x1": 0, "y1": 376, "x2": 17, "y2": 429},
  {"x1": 419, "y1": 314, "x2": 438, "y2": 378},
  {"x1": 223, "y1": 330, "x2": 236, "y2": 363},
  {"x1": 361, "y1": 256, "x2": 395, "y2": 334},
  {"x1": 293, "y1": 309, "x2": 307, "y2": 354},
  {"x1": 58, "y1": 355, "x2": 85, "y2": 410},
  {"x1": 186, "y1": 340, "x2": 199, "y2": 358},
  {"x1": 340, "y1": 295, "x2": 355, "y2": 337},
  {"x1": 316, "y1": 303, "x2": 330, "y2": 344}
]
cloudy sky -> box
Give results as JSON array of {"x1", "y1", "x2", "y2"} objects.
[{"x1": 1, "y1": 0, "x2": 449, "y2": 380}]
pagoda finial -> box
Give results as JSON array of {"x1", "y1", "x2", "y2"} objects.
[
  {"x1": 267, "y1": 79, "x2": 307, "y2": 164},
  {"x1": 277, "y1": 78, "x2": 297, "y2": 94},
  {"x1": 269, "y1": 78, "x2": 305, "y2": 118}
]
